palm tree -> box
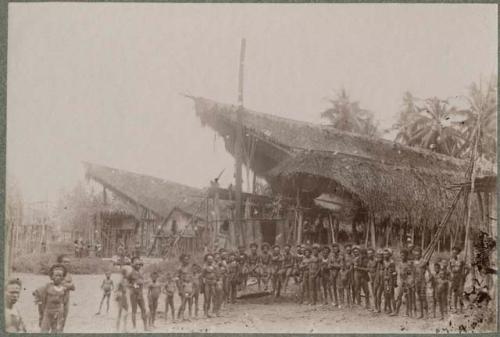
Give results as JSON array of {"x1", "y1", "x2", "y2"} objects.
[
  {"x1": 394, "y1": 92, "x2": 419, "y2": 144},
  {"x1": 457, "y1": 77, "x2": 497, "y2": 162},
  {"x1": 394, "y1": 96, "x2": 465, "y2": 156},
  {"x1": 321, "y1": 89, "x2": 379, "y2": 137}
]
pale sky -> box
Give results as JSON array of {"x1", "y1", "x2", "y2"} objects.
[{"x1": 7, "y1": 3, "x2": 498, "y2": 203}]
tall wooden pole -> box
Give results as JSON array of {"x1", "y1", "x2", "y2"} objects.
[
  {"x1": 464, "y1": 114, "x2": 481, "y2": 265},
  {"x1": 233, "y1": 38, "x2": 246, "y2": 248},
  {"x1": 214, "y1": 186, "x2": 221, "y2": 250}
]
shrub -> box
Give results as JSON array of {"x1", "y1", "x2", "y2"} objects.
[{"x1": 12, "y1": 253, "x2": 113, "y2": 275}]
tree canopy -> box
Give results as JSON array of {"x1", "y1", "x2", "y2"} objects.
[
  {"x1": 394, "y1": 76, "x2": 497, "y2": 162},
  {"x1": 321, "y1": 89, "x2": 379, "y2": 137}
]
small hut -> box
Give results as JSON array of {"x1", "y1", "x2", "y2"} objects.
[{"x1": 84, "y1": 162, "x2": 211, "y2": 257}]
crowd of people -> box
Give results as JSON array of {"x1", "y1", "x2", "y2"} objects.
[
  {"x1": 5, "y1": 240, "x2": 479, "y2": 333},
  {"x1": 73, "y1": 238, "x2": 103, "y2": 258}
]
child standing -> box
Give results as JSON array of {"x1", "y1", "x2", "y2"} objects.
[
  {"x1": 430, "y1": 262, "x2": 441, "y2": 318},
  {"x1": 115, "y1": 268, "x2": 129, "y2": 332},
  {"x1": 436, "y1": 269, "x2": 449, "y2": 320},
  {"x1": 96, "y1": 272, "x2": 114, "y2": 315},
  {"x1": 163, "y1": 273, "x2": 176, "y2": 322},
  {"x1": 147, "y1": 271, "x2": 161, "y2": 328}
]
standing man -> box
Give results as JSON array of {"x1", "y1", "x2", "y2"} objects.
[
  {"x1": 260, "y1": 243, "x2": 272, "y2": 291},
  {"x1": 57, "y1": 254, "x2": 75, "y2": 332},
  {"x1": 270, "y1": 245, "x2": 283, "y2": 297},
  {"x1": 366, "y1": 248, "x2": 378, "y2": 311},
  {"x1": 236, "y1": 245, "x2": 249, "y2": 290},
  {"x1": 319, "y1": 246, "x2": 332, "y2": 305},
  {"x1": 412, "y1": 247, "x2": 429, "y2": 318},
  {"x1": 299, "y1": 246, "x2": 312, "y2": 304},
  {"x1": 352, "y1": 246, "x2": 363, "y2": 306},
  {"x1": 308, "y1": 244, "x2": 321, "y2": 305},
  {"x1": 343, "y1": 244, "x2": 355, "y2": 303},
  {"x1": 373, "y1": 249, "x2": 385, "y2": 313},
  {"x1": 176, "y1": 254, "x2": 191, "y2": 320},
  {"x1": 449, "y1": 246, "x2": 465, "y2": 313},
  {"x1": 329, "y1": 243, "x2": 343, "y2": 307},
  {"x1": 281, "y1": 244, "x2": 295, "y2": 294},
  {"x1": 382, "y1": 248, "x2": 397, "y2": 314},
  {"x1": 128, "y1": 257, "x2": 148, "y2": 331},
  {"x1": 392, "y1": 249, "x2": 414, "y2": 317},
  {"x1": 202, "y1": 254, "x2": 219, "y2": 318}
]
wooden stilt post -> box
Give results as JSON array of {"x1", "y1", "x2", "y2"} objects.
[
  {"x1": 364, "y1": 218, "x2": 370, "y2": 246},
  {"x1": 214, "y1": 186, "x2": 220, "y2": 250},
  {"x1": 484, "y1": 192, "x2": 491, "y2": 235},
  {"x1": 370, "y1": 214, "x2": 376, "y2": 248},
  {"x1": 476, "y1": 192, "x2": 485, "y2": 231},
  {"x1": 328, "y1": 214, "x2": 336, "y2": 244},
  {"x1": 296, "y1": 189, "x2": 303, "y2": 244}
]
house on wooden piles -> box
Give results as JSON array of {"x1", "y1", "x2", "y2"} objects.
[
  {"x1": 190, "y1": 96, "x2": 493, "y2": 250},
  {"x1": 84, "y1": 162, "x2": 213, "y2": 257}
]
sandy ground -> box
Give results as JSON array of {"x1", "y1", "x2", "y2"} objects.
[{"x1": 11, "y1": 272, "x2": 492, "y2": 333}]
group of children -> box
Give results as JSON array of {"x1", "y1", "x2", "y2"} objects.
[{"x1": 105, "y1": 254, "x2": 218, "y2": 332}]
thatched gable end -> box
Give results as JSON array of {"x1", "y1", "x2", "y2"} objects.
[
  {"x1": 84, "y1": 162, "x2": 206, "y2": 219},
  {"x1": 191, "y1": 96, "x2": 470, "y2": 174}
]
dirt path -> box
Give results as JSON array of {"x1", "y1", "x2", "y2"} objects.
[{"x1": 11, "y1": 273, "x2": 487, "y2": 333}]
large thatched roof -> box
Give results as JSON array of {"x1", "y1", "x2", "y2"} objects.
[
  {"x1": 191, "y1": 96, "x2": 487, "y2": 222},
  {"x1": 84, "y1": 162, "x2": 206, "y2": 219}
]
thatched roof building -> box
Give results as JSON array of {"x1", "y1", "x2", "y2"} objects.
[
  {"x1": 84, "y1": 162, "x2": 205, "y2": 220},
  {"x1": 84, "y1": 162, "x2": 211, "y2": 256},
  {"x1": 190, "y1": 96, "x2": 488, "y2": 224}
]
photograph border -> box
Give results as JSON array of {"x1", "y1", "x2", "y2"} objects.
[{"x1": 0, "y1": 1, "x2": 498, "y2": 336}]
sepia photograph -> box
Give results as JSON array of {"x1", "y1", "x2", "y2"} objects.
[{"x1": 4, "y1": 2, "x2": 498, "y2": 334}]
